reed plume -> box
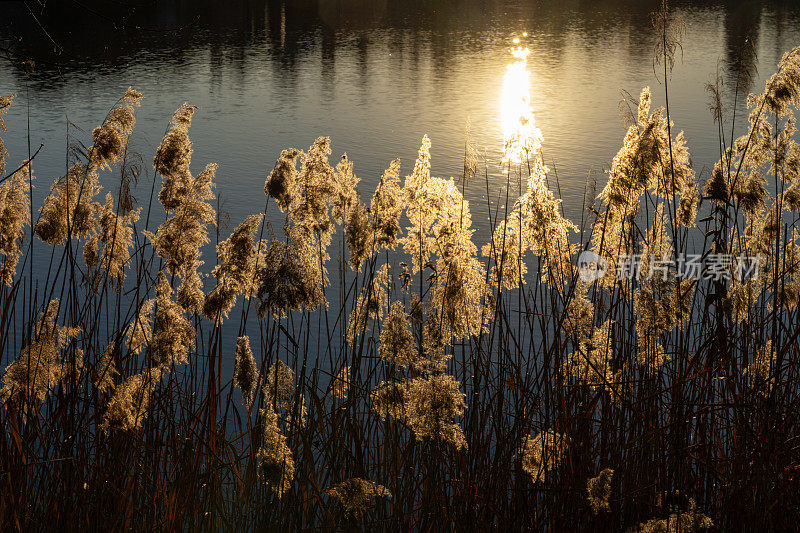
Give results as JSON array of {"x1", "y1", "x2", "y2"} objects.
[
  {"x1": 36, "y1": 88, "x2": 143, "y2": 245},
  {"x1": 0, "y1": 300, "x2": 81, "y2": 422},
  {"x1": 35, "y1": 162, "x2": 101, "y2": 245},
  {"x1": 256, "y1": 404, "x2": 295, "y2": 497},
  {"x1": 327, "y1": 478, "x2": 391, "y2": 519},
  {"x1": 203, "y1": 214, "x2": 266, "y2": 322},
  {"x1": 151, "y1": 103, "x2": 216, "y2": 315},
  {"x1": 101, "y1": 367, "x2": 164, "y2": 432},
  {"x1": 150, "y1": 272, "x2": 195, "y2": 368},
  {"x1": 587, "y1": 468, "x2": 614, "y2": 515},
  {"x1": 519, "y1": 429, "x2": 568, "y2": 483},
  {"x1": 331, "y1": 366, "x2": 350, "y2": 399},
  {"x1": 0, "y1": 94, "x2": 14, "y2": 177},
  {"x1": 233, "y1": 336, "x2": 257, "y2": 408},
  {"x1": 370, "y1": 158, "x2": 404, "y2": 250},
  {"x1": 124, "y1": 298, "x2": 155, "y2": 356},
  {"x1": 84, "y1": 193, "x2": 140, "y2": 281},
  {"x1": 628, "y1": 498, "x2": 713, "y2": 533},
  {"x1": 0, "y1": 162, "x2": 31, "y2": 285},
  {"x1": 92, "y1": 341, "x2": 119, "y2": 394}
]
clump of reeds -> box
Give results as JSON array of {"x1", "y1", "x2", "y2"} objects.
[{"x1": 3, "y1": 9, "x2": 800, "y2": 529}]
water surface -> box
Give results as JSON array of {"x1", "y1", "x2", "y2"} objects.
[{"x1": 1, "y1": 0, "x2": 799, "y2": 275}]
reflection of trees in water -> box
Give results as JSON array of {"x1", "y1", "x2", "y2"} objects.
[
  {"x1": 0, "y1": 0, "x2": 798, "y2": 93},
  {"x1": 722, "y1": 0, "x2": 762, "y2": 89}
]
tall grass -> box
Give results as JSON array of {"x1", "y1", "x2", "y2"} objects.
[{"x1": 2, "y1": 12, "x2": 800, "y2": 532}]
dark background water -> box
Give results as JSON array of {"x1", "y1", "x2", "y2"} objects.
[
  {"x1": 0, "y1": 1, "x2": 799, "y2": 346},
  {"x1": 0, "y1": 0, "x2": 797, "y2": 409},
  {"x1": 2, "y1": 0, "x2": 800, "y2": 236}
]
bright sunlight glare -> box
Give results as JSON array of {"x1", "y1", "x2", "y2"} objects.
[{"x1": 500, "y1": 37, "x2": 542, "y2": 165}]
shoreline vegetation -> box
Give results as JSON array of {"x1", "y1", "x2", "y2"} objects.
[{"x1": 2, "y1": 3, "x2": 800, "y2": 530}]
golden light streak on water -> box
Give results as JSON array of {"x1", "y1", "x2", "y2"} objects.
[{"x1": 500, "y1": 36, "x2": 543, "y2": 165}]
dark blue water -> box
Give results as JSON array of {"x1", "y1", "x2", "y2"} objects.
[
  {"x1": 2, "y1": 1, "x2": 799, "y2": 236},
  {"x1": 0, "y1": 0, "x2": 799, "y2": 372}
]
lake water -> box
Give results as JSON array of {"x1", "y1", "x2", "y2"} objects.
[
  {"x1": 2, "y1": 1, "x2": 800, "y2": 241},
  {"x1": 1, "y1": 0, "x2": 799, "y2": 321}
]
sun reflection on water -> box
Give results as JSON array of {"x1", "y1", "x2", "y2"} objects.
[{"x1": 501, "y1": 35, "x2": 542, "y2": 165}]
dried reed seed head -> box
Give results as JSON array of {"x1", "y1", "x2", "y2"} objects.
[
  {"x1": 564, "y1": 319, "x2": 615, "y2": 390},
  {"x1": 35, "y1": 162, "x2": 101, "y2": 245},
  {"x1": 122, "y1": 87, "x2": 145, "y2": 104},
  {"x1": 93, "y1": 341, "x2": 119, "y2": 394},
  {"x1": 784, "y1": 180, "x2": 800, "y2": 211},
  {"x1": 777, "y1": 281, "x2": 800, "y2": 311},
  {"x1": 346, "y1": 270, "x2": 390, "y2": 346},
  {"x1": 345, "y1": 199, "x2": 372, "y2": 271},
  {"x1": 289, "y1": 138, "x2": 337, "y2": 234},
  {"x1": 332, "y1": 153, "x2": 360, "y2": 224},
  {"x1": 678, "y1": 181, "x2": 700, "y2": 226},
  {"x1": 90, "y1": 108, "x2": 134, "y2": 171},
  {"x1": 150, "y1": 272, "x2": 195, "y2": 368},
  {"x1": 0, "y1": 94, "x2": 16, "y2": 176},
  {"x1": 331, "y1": 366, "x2": 350, "y2": 399},
  {"x1": 257, "y1": 237, "x2": 327, "y2": 319},
  {"x1": 433, "y1": 248, "x2": 491, "y2": 339},
  {"x1": 403, "y1": 373, "x2": 468, "y2": 449},
  {"x1": 379, "y1": 302, "x2": 419, "y2": 368},
  {"x1": 154, "y1": 103, "x2": 197, "y2": 179},
  {"x1": 83, "y1": 234, "x2": 100, "y2": 270},
  {"x1": 638, "y1": 203, "x2": 673, "y2": 282},
  {"x1": 371, "y1": 158, "x2": 404, "y2": 250},
  {"x1": 259, "y1": 137, "x2": 362, "y2": 318},
  {"x1": 0, "y1": 94, "x2": 13, "y2": 117},
  {"x1": 265, "y1": 148, "x2": 301, "y2": 210},
  {"x1": 463, "y1": 119, "x2": 479, "y2": 183},
  {"x1": 57, "y1": 347, "x2": 85, "y2": 385},
  {"x1": 101, "y1": 367, "x2": 164, "y2": 432},
  {"x1": 519, "y1": 430, "x2": 569, "y2": 483},
  {"x1": 421, "y1": 311, "x2": 452, "y2": 371},
  {"x1": 233, "y1": 336, "x2": 258, "y2": 408},
  {"x1": 396, "y1": 135, "x2": 492, "y2": 333},
  {"x1": 565, "y1": 282, "x2": 594, "y2": 340},
  {"x1": 733, "y1": 170, "x2": 767, "y2": 215},
  {"x1": 651, "y1": 0, "x2": 686, "y2": 73},
  {"x1": 485, "y1": 156, "x2": 577, "y2": 292},
  {"x1": 726, "y1": 277, "x2": 760, "y2": 324},
  {"x1": 87, "y1": 88, "x2": 143, "y2": 171},
  {"x1": 704, "y1": 161, "x2": 730, "y2": 203},
  {"x1": 421, "y1": 178, "x2": 492, "y2": 337},
  {"x1": 153, "y1": 161, "x2": 217, "y2": 275},
  {"x1": 262, "y1": 359, "x2": 308, "y2": 429},
  {"x1": 84, "y1": 193, "x2": 141, "y2": 281},
  {"x1": 125, "y1": 298, "x2": 155, "y2": 356},
  {"x1": 0, "y1": 162, "x2": 32, "y2": 286},
  {"x1": 327, "y1": 478, "x2": 391, "y2": 519},
  {"x1": 638, "y1": 87, "x2": 652, "y2": 127},
  {"x1": 763, "y1": 47, "x2": 800, "y2": 117},
  {"x1": 587, "y1": 468, "x2": 614, "y2": 514},
  {"x1": 401, "y1": 136, "x2": 436, "y2": 272},
  {"x1": 636, "y1": 332, "x2": 670, "y2": 374},
  {"x1": 371, "y1": 379, "x2": 407, "y2": 421},
  {"x1": 177, "y1": 260, "x2": 205, "y2": 315},
  {"x1": 483, "y1": 217, "x2": 526, "y2": 289},
  {"x1": 742, "y1": 339, "x2": 776, "y2": 395},
  {"x1": 256, "y1": 405, "x2": 295, "y2": 497},
  {"x1": 0, "y1": 299, "x2": 83, "y2": 422},
  {"x1": 204, "y1": 214, "x2": 265, "y2": 322},
  {"x1": 627, "y1": 497, "x2": 713, "y2": 533}
]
